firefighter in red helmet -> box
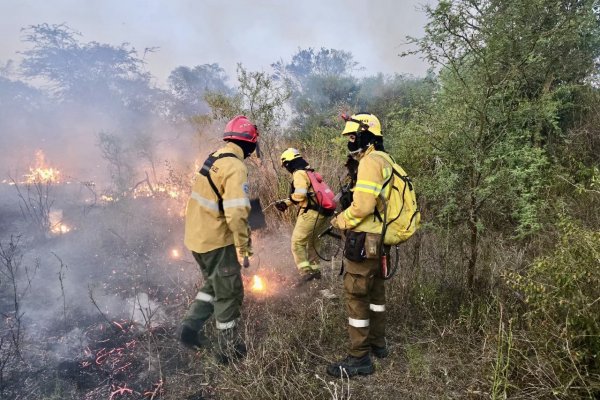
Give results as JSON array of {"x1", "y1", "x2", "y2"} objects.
[{"x1": 180, "y1": 115, "x2": 258, "y2": 364}]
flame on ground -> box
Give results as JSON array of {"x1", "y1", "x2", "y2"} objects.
[
  {"x1": 132, "y1": 183, "x2": 181, "y2": 199},
  {"x1": 51, "y1": 223, "x2": 71, "y2": 234},
  {"x1": 100, "y1": 194, "x2": 116, "y2": 203},
  {"x1": 170, "y1": 248, "x2": 180, "y2": 259},
  {"x1": 251, "y1": 275, "x2": 265, "y2": 293},
  {"x1": 49, "y1": 209, "x2": 71, "y2": 235},
  {"x1": 24, "y1": 150, "x2": 61, "y2": 184}
]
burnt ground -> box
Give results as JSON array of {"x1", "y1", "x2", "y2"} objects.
[
  {"x1": 0, "y1": 182, "x2": 344, "y2": 399},
  {"x1": 0, "y1": 182, "x2": 188, "y2": 399},
  {"x1": 0, "y1": 182, "x2": 493, "y2": 400}
]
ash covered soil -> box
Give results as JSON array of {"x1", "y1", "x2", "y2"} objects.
[{"x1": 0, "y1": 182, "x2": 344, "y2": 399}]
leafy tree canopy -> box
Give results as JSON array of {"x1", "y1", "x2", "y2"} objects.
[
  {"x1": 167, "y1": 63, "x2": 232, "y2": 119},
  {"x1": 19, "y1": 23, "x2": 157, "y2": 113}
]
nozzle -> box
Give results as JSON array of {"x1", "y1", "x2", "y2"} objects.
[
  {"x1": 318, "y1": 226, "x2": 333, "y2": 238},
  {"x1": 243, "y1": 256, "x2": 250, "y2": 268},
  {"x1": 318, "y1": 226, "x2": 341, "y2": 240}
]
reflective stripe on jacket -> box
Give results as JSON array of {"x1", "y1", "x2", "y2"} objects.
[
  {"x1": 284, "y1": 169, "x2": 313, "y2": 209},
  {"x1": 334, "y1": 146, "x2": 392, "y2": 233},
  {"x1": 184, "y1": 142, "x2": 251, "y2": 254}
]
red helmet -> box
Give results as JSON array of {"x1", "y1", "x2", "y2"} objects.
[{"x1": 223, "y1": 115, "x2": 259, "y2": 143}]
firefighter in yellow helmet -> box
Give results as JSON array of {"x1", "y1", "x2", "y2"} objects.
[
  {"x1": 180, "y1": 115, "x2": 258, "y2": 364},
  {"x1": 326, "y1": 113, "x2": 390, "y2": 378},
  {"x1": 275, "y1": 148, "x2": 330, "y2": 286}
]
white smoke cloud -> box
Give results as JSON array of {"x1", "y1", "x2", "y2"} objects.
[{"x1": 0, "y1": 0, "x2": 433, "y2": 85}]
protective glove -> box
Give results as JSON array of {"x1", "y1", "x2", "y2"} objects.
[
  {"x1": 330, "y1": 215, "x2": 340, "y2": 229},
  {"x1": 238, "y1": 245, "x2": 253, "y2": 259},
  {"x1": 237, "y1": 245, "x2": 253, "y2": 268},
  {"x1": 275, "y1": 200, "x2": 288, "y2": 212}
]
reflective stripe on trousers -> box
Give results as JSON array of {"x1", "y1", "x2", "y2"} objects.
[
  {"x1": 343, "y1": 257, "x2": 386, "y2": 357},
  {"x1": 182, "y1": 246, "x2": 243, "y2": 332},
  {"x1": 349, "y1": 317, "x2": 369, "y2": 328},
  {"x1": 216, "y1": 319, "x2": 236, "y2": 330},
  {"x1": 195, "y1": 291, "x2": 214, "y2": 302}
]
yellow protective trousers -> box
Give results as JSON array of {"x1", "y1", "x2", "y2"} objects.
[
  {"x1": 343, "y1": 257, "x2": 386, "y2": 357},
  {"x1": 290, "y1": 209, "x2": 329, "y2": 274}
]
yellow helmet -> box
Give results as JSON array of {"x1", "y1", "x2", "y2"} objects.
[
  {"x1": 280, "y1": 148, "x2": 302, "y2": 166},
  {"x1": 341, "y1": 113, "x2": 382, "y2": 136}
]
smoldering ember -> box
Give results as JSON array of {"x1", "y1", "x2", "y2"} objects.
[
  {"x1": 2, "y1": 2, "x2": 600, "y2": 399},
  {"x1": 0, "y1": 144, "x2": 306, "y2": 399}
]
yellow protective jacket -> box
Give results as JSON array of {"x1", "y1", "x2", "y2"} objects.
[
  {"x1": 333, "y1": 146, "x2": 390, "y2": 233},
  {"x1": 283, "y1": 169, "x2": 313, "y2": 209},
  {"x1": 184, "y1": 142, "x2": 251, "y2": 254}
]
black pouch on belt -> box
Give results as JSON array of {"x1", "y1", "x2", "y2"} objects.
[{"x1": 343, "y1": 231, "x2": 367, "y2": 262}]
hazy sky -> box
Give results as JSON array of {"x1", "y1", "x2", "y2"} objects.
[{"x1": 0, "y1": 0, "x2": 433, "y2": 85}]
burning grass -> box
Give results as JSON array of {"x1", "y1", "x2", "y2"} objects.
[
  {"x1": 241, "y1": 268, "x2": 286, "y2": 298},
  {"x1": 0, "y1": 158, "x2": 499, "y2": 399},
  {"x1": 24, "y1": 150, "x2": 62, "y2": 184}
]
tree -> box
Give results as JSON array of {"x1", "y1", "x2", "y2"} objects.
[
  {"x1": 409, "y1": 0, "x2": 600, "y2": 288},
  {"x1": 203, "y1": 64, "x2": 289, "y2": 173},
  {"x1": 19, "y1": 23, "x2": 159, "y2": 115},
  {"x1": 0, "y1": 76, "x2": 46, "y2": 123},
  {"x1": 97, "y1": 132, "x2": 134, "y2": 197},
  {"x1": 167, "y1": 63, "x2": 232, "y2": 119},
  {"x1": 272, "y1": 47, "x2": 360, "y2": 89},
  {"x1": 356, "y1": 72, "x2": 437, "y2": 126},
  {"x1": 272, "y1": 48, "x2": 361, "y2": 133}
]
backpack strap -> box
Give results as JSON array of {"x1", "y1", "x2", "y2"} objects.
[
  {"x1": 371, "y1": 152, "x2": 412, "y2": 223},
  {"x1": 199, "y1": 152, "x2": 238, "y2": 213},
  {"x1": 304, "y1": 169, "x2": 317, "y2": 211},
  {"x1": 305, "y1": 169, "x2": 334, "y2": 216}
]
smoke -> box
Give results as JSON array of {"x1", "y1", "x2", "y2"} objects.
[
  {"x1": 0, "y1": 0, "x2": 431, "y2": 84},
  {"x1": 0, "y1": 0, "x2": 427, "y2": 373}
]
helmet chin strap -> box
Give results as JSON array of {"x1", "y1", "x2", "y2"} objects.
[
  {"x1": 348, "y1": 148, "x2": 363, "y2": 159},
  {"x1": 347, "y1": 130, "x2": 376, "y2": 159},
  {"x1": 348, "y1": 143, "x2": 375, "y2": 160},
  {"x1": 255, "y1": 142, "x2": 261, "y2": 159}
]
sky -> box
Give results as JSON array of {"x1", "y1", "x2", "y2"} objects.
[{"x1": 0, "y1": 0, "x2": 433, "y2": 86}]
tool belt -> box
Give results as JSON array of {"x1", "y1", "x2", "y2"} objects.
[
  {"x1": 343, "y1": 232, "x2": 392, "y2": 278},
  {"x1": 343, "y1": 232, "x2": 381, "y2": 262}
]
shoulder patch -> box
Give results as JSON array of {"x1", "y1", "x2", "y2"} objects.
[{"x1": 242, "y1": 182, "x2": 249, "y2": 195}]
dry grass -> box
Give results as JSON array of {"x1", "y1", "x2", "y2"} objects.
[{"x1": 1, "y1": 173, "x2": 597, "y2": 399}]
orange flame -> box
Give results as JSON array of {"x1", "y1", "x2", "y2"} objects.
[
  {"x1": 49, "y1": 209, "x2": 71, "y2": 235},
  {"x1": 100, "y1": 194, "x2": 116, "y2": 203},
  {"x1": 25, "y1": 150, "x2": 61, "y2": 184},
  {"x1": 251, "y1": 275, "x2": 265, "y2": 293},
  {"x1": 171, "y1": 249, "x2": 180, "y2": 259},
  {"x1": 51, "y1": 223, "x2": 71, "y2": 234},
  {"x1": 132, "y1": 183, "x2": 181, "y2": 199}
]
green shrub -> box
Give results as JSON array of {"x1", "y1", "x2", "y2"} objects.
[{"x1": 506, "y1": 221, "x2": 600, "y2": 397}]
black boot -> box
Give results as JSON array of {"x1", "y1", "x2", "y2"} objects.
[
  {"x1": 326, "y1": 354, "x2": 374, "y2": 378},
  {"x1": 179, "y1": 326, "x2": 209, "y2": 350},
  {"x1": 215, "y1": 327, "x2": 246, "y2": 365},
  {"x1": 215, "y1": 342, "x2": 247, "y2": 365},
  {"x1": 371, "y1": 344, "x2": 389, "y2": 359},
  {"x1": 294, "y1": 270, "x2": 322, "y2": 287}
]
